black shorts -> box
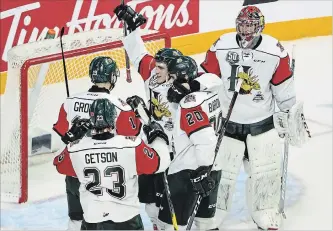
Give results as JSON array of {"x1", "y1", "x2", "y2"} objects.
[
  {"x1": 95, "y1": 214, "x2": 143, "y2": 230},
  {"x1": 65, "y1": 176, "x2": 83, "y2": 221},
  {"x1": 158, "y1": 169, "x2": 221, "y2": 226},
  {"x1": 138, "y1": 172, "x2": 166, "y2": 205}
]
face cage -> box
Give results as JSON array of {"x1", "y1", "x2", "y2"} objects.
[{"x1": 236, "y1": 19, "x2": 262, "y2": 42}]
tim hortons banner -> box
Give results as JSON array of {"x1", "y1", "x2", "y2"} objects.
[{"x1": 0, "y1": 0, "x2": 199, "y2": 73}]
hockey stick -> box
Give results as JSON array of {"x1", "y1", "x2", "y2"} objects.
[
  {"x1": 121, "y1": 0, "x2": 132, "y2": 83},
  {"x1": 136, "y1": 104, "x2": 179, "y2": 230},
  {"x1": 60, "y1": 27, "x2": 70, "y2": 97},
  {"x1": 278, "y1": 45, "x2": 296, "y2": 219},
  {"x1": 186, "y1": 79, "x2": 244, "y2": 230}
]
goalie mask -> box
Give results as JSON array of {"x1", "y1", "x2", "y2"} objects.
[
  {"x1": 89, "y1": 98, "x2": 117, "y2": 131},
  {"x1": 89, "y1": 56, "x2": 120, "y2": 85},
  {"x1": 236, "y1": 5, "x2": 265, "y2": 48},
  {"x1": 168, "y1": 56, "x2": 198, "y2": 83}
]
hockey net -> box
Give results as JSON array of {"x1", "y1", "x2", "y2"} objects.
[{"x1": 1, "y1": 29, "x2": 171, "y2": 203}]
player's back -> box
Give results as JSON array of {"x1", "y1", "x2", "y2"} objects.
[
  {"x1": 54, "y1": 87, "x2": 139, "y2": 137},
  {"x1": 170, "y1": 91, "x2": 220, "y2": 175},
  {"x1": 68, "y1": 134, "x2": 143, "y2": 223}
]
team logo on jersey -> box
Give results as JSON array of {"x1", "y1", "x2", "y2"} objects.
[
  {"x1": 252, "y1": 91, "x2": 264, "y2": 102},
  {"x1": 151, "y1": 94, "x2": 171, "y2": 121},
  {"x1": 226, "y1": 51, "x2": 240, "y2": 64},
  {"x1": 237, "y1": 68, "x2": 261, "y2": 95},
  {"x1": 241, "y1": 50, "x2": 253, "y2": 61}
]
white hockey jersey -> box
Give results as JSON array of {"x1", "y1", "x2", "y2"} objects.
[
  {"x1": 53, "y1": 86, "x2": 141, "y2": 139},
  {"x1": 54, "y1": 134, "x2": 170, "y2": 223},
  {"x1": 200, "y1": 32, "x2": 295, "y2": 124},
  {"x1": 122, "y1": 30, "x2": 223, "y2": 150},
  {"x1": 168, "y1": 89, "x2": 222, "y2": 175}
]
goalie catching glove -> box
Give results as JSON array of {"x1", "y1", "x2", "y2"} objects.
[
  {"x1": 61, "y1": 116, "x2": 92, "y2": 144},
  {"x1": 190, "y1": 166, "x2": 216, "y2": 197},
  {"x1": 273, "y1": 101, "x2": 311, "y2": 147},
  {"x1": 114, "y1": 4, "x2": 147, "y2": 32}
]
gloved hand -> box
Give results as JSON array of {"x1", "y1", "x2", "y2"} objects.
[
  {"x1": 61, "y1": 116, "x2": 92, "y2": 144},
  {"x1": 126, "y1": 95, "x2": 151, "y2": 119},
  {"x1": 143, "y1": 121, "x2": 169, "y2": 145},
  {"x1": 167, "y1": 80, "x2": 200, "y2": 103},
  {"x1": 190, "y1": 166, "x2": 215, "y2": 197},
  {"x1": 114, "y1": 4, "x2": 147, "y2": 32}
]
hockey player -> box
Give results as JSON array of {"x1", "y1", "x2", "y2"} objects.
[
  {"x1": 113, "y1": 5, "x2": 224, "y2": 228},
  {"x1": 53, "y1": 56, "x2": 142, "y2": 230},
  {"x1": 199, "y1": 5, "x2": 310, "y2": 230},
  {"x1": 54, "y1": 98, "x2": 171, "y2": 230},
  {"x1": 150, "y1": 55, "x2": 222, "y2": 230}
]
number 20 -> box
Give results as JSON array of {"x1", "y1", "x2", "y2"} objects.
[{"x1": 186, "y1": 111, "x2": 203, "y2": 126}]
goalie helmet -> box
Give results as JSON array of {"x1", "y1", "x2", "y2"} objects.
[
  {"x1": 89, "y1": 56, "x2": 120, "y2": 85},
  {"x1": 89, "y1": 98, "x2": 117, "y2": 131},
  {"x1": 168, "y1": 56, "x2": 198, "y2": 83},
  {"x1": 154, "y1": 48, "x2": 183, "y2": 69},
  {"x1": 236, "y1": 5, "x2": 265, "y2": 48}
]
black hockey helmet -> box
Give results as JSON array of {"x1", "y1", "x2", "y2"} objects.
[
  {"x1": 168, "y1": 56, "x2": 198, "y2": 83},
  {"x1": 89, "y1": 98, "x2": 117, "y2": 131},
  {"x1": 154, "y1": 48, "x2": 183, "y2": 69},
  {"x1": 89, "y1": 56, "x2": 120, "y2": 85}
]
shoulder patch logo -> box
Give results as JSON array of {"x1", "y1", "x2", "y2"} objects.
[
  {"x1": 58, "y1": 153, "x2": 64, "y2": 162},
  {"x1": 184, "y1": 94, "x2": 196, "y2": 103}
]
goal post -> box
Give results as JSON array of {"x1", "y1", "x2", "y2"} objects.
[{"x1": 1, "y1": 29, "x2": 171, "y2": 203}]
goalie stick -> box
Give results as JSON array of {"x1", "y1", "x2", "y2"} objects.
[
  {"x1": 60, "y1": 27, "x2": 70, "y2": 97},
  {"x1": 278, "y1": 45, "x2": 296, "y2": 219},
  {"x1": 136, "y1": 104, "x2": 179, "y2": 231},
  {"x1": 186, "y1": 79, "x2": 244, "y2": 230},
  {"x1": 121, "y1": 0, "x2": 132, "y2": 83}
]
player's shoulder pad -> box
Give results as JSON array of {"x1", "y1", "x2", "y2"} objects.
[
  {"x1": 258, "y1": 34, "x2": 288, "y2": 58},
  {"x1": 107, "y1": 95, "x2": 132, "y2": 111},
  {"x1": 210, "y1": 32, "x2": 239, "y2": 51},
  {"x1": 179, "y1": 92, "x2": 209, "y2": 109}
]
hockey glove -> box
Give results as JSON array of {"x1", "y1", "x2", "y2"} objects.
[
  {"x1": 126, "y1": 95, "x2": 151, "y2": 118},
  {"x1": 167, "y1": 80, "x2": 200, "y2": 103},
  {"x1": 190, "y1": 166, "x2": 215, "y2": 197},
  {"x1": 143, "y1": 121, "x2": 169, "y2": 145},
  {"x1": 61, "y1": 116, "x2": 92, "y2": 144},
  {"x1": 114, "y1": 5, "x2": 147, "y2": 32}
]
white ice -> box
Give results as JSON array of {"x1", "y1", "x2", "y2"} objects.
[{"x1": 1, "y1": 35, "x2": 332, "y2": 230}]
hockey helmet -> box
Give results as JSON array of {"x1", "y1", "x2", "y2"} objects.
[
  {"x1": 168, "y1": 56, "x2": 198, "y2": 83},
  {"x1": 89, "y1": 56, "x2": 120, "y2": 85},
  {"x1": 89, "y1": 98, "x2": 117, "y2": 130},
  {"x1": 154, "y1": 48, "x2": 183, "y2": 69}
]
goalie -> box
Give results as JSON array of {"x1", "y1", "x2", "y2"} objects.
[{"x1": 199, "y1": 5, "x2": 311, "y2": 230}]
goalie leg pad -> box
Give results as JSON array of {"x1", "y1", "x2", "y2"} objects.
[
  {"x1": 214, "y1": 136, "x2": 245, "y2": 225},
  {"x1": 245, "y1": 129, "x2": 283, "y2": 229}
]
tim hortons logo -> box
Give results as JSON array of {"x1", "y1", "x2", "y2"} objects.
[{"x1": 0, "y1": 0, "x2": 199, "y2": 72}]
